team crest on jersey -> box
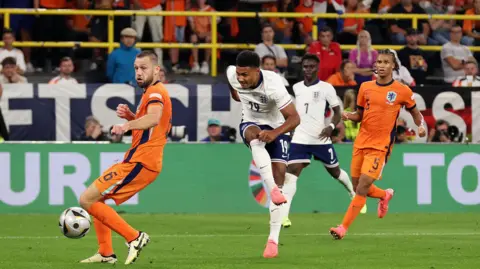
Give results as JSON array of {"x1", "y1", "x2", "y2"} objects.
[
  {"x1": 386, "y1": 91, "x2": 397, "y2": 104},
  {"x1": 313, "y1": 91, "x2": 320, "y2": 102},
  {"x1": 259, "y1": 95, "x2": 268, "y2": 104}
]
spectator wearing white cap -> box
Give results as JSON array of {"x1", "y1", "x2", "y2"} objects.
[{"x1": 106, "y1": 28, "x2": 141, "y2": 84}]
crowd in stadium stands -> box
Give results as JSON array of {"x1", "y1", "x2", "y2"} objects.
[
  {"x1": 0, "y1": 0, "x2": 478, "y2": 143},
  {"x1": 0, "y1": 0, "x2": 478, "y2": 85}
]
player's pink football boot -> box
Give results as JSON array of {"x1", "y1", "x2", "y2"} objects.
[
  {"x1": 270, "y1": 186, "x2": 287, "y2": 205},
  {"x1": 329, "y1": 225, "x2": 347, "y2": 240},
  {"x1": 378, "y1": 188, "x2": 394, "y2": 218},
  {"x1": 263, "y1": 240, "x2": 278, "y2": 258}
]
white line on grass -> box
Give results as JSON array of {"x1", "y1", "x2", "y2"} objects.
[{"x1": 1, "y1": 232, "x2": 480, "y2": 240}]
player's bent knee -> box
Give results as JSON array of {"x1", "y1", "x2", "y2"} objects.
[
  {"x1": 245, "y1": 126, "x2": 261, "y2": 144},
  {"x1": 79, "y1": 184, "x2": 102, "y2": 210},
  {"x1": 328, "y1": 167, "x2": 341, "y2": 178},
  {"x1": 356, "y1": 175, "x2": 375, "y2": 196},
  {"x1": 287, "y1": 163, "x2": 304, "y2": 177}
]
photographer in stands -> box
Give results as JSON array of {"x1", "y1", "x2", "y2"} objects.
[
  {"x1": 427, "y1": 119, "x2": 463, "y2": 143},
  {"x1": 201, "y1": 118, "x2": 236, "y2": 143},
  {"x1": 75, "y1": 116, "x2": 109, "y2": 142}
]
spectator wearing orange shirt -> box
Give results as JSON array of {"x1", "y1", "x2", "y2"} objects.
[
  {"x1": 188, "y1": 0, "x2": 220, "y2": 74},
  {"x1": 307, "y1": 26, "x2": 343, "y2": 81},
  {"x1": 337, "y1": 0, "x2": 366, "y2": 45},
  {"x1": 133, "y1": 0, "x2": 165, "y2": 67},
  {"x1": 326, "y1": 60, "x2": 357, "y2": 86},
  {"x1": 462, "y1": 0, "x2": 480, "y2": 46},
  {"x1": 164, "y1": 0, "x2": 187, "y2": 73},
  {"x1": 295, "y1": 0, "x2": 314, "y2": 44},
  {"x1": 262, "y1": 0, "x2": 295, "y2": 44}
]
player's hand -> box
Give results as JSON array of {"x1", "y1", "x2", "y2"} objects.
[
  {"x1": 258, "y1": 130, "x2": 279, "y2": 143},
  {"x1": 111, "y1": 123, "x2": 129, "y2": 135},
  {"x1": 418, "y1": 125, "x2": 426, "y2": 138},
  {"x1": 116, "y1": 104, "x2": 133, "y2": 120},
  {"x1": 341, "y1": 112, "x2": 351, "y2": 121},
  {"x1": 319, "y1": 126, "x2": 333, "y2": 140}
]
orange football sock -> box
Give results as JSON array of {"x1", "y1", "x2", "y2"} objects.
[
  {"x1": 93, "y1": 216, "x2": 114, "y2": 256},
  {"x1": 87, "y1": 202, "x2": 139, "y2": 243},
  {"x1": 367, "y1": 185, "x2": 386, "y2": 199},
  {"x1": 342, "y1": 195, "x2": 367, "y2": 229}
]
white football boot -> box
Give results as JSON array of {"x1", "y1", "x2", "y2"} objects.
[{"x1": 80, "y1": 253, "x2": 117, "y2": 264}]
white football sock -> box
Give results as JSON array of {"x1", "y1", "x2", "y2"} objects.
[
  {"x1": 268, "y1": 201, "x2": 283, "y2": 244},
  {"x1": 250, "y1": 139, "x2": 276, "y2": 192},
  {"x1": 281, "y1": 173, "x2": 298, "y2": 219},
  {"x1": 335, "y1": 168, "x2": 355, "y2": 197}
]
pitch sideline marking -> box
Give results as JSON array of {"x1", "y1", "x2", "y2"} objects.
[{"x1": 1, "y1": 232, "x2": 480, "y2": 240}]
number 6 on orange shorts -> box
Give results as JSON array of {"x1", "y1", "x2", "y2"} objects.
[{"x1": 94, "y1": 162, "x2": 159, "y2": 205}]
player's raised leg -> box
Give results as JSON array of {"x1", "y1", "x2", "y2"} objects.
[
  {"x1": 79, "y1": 163, "x2": 156, "y2": 264},
  {"x1": 243, "y1": 124, "x2": 287, "y2": 205},
  {"x1": 263, "y1": 161, "x2": 288, "y2": 258}
]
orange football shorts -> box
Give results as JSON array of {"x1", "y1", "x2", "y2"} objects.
[
  {"x1": 94, "y1": 162, "x2": 159, "y2": 205},
  {"x1": 350, "y1": 147, "x2": 390, "y2": 180}
]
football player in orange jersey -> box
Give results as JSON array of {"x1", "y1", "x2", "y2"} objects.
[
  {"x1": 79, "y1": 50, "x2": 172, "y2": 264},
  {"x1": 330, "y1": 49, "x2": 426, "y2": 240}
]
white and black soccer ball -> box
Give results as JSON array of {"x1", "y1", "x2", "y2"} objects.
[{"x1": 59, "y1": 207, "x2": 91, "y2": 239}]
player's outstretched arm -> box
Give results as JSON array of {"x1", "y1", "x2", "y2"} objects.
[
  {"x1": 124, "y1": 105, "x2": 163, "y2": 131},
  {"x1": 407, "y1": 106, "x2": 426, "y2": 137}
]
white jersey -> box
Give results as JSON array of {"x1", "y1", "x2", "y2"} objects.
[
  {"x1": 49, "y1": 75, "x2": 79, "y2": 84},
  {"x1": 292, "y1": 80, "x2": 339, "y2": 145},
  {"x1": 227, "y1": 66, "x2": 292, "y2": 128}
]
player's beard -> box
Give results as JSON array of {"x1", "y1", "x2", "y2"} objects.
[{"x1": 137, "y1": 72, "x2": 154, "y2": 88}]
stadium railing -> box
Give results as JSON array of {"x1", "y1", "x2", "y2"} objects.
[{"x1": 1, "y1": 9, "x2": 480, "y2": 77}]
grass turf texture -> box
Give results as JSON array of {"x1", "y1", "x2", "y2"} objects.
[{"x1": 0, "y1": 213, "x2": 479, "y2": 269}]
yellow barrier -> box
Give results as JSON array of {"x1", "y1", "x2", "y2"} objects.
[{"x1": 2, "y1": 9, "x2": 480, "y2": 77}]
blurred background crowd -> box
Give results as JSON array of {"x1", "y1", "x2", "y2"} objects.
[{"x1": 0, "y1": 0, "x2": 478, "y2": 144}]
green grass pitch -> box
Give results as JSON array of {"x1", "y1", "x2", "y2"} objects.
[{"x1": 1, "y1": 213, "x2": 479, "y2": 269}]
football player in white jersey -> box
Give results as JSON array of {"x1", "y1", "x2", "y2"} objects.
[
  {"x1": 227, "y1": 50, "x2": 300, "y2": 258},
  {"x1": 282, "y1": 54, "x2": 366, "y2": 228}
]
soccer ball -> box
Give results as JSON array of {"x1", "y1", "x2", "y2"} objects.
[{"x1": 58, "y1": 207, "x2": 91, "y2": 239}]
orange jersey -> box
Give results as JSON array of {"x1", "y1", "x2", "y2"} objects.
[
  {"x1": 189, "y1": 5, "x2": 216, "y2": 34},
  {"x1": 123, "y1": 81, "x2": 172, "y2": 172},
  {"x1": 354, "y1": 80, "x2": 416, "y2": 152},
  {"x1": 138, "y1": 0, "x2": 161, "y2": 9}
]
